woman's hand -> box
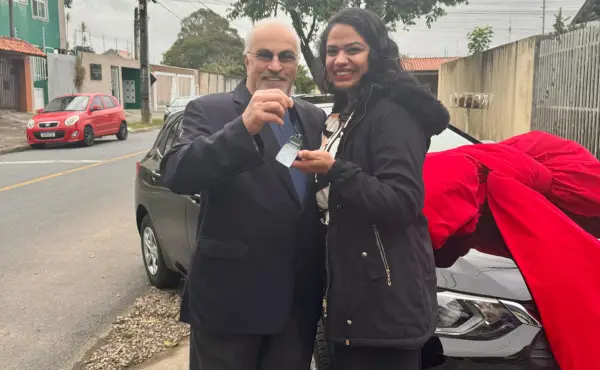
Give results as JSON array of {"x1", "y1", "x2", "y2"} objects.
[{"x1": 291, "y1": 150, "x2": 335, "y2": 174}]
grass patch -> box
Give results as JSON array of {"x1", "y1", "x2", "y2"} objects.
[{"x1": 128, "y1": 119, "x2": 164, "y2": 131}]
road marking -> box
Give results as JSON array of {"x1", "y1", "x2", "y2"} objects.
[
  {"x1": 0, "y1": 150, "x2": 147, "y2": 193},
  {"x1": 0, "y1": 160, "x2": 103, "y2": 164}
]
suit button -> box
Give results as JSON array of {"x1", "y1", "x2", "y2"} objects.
[
  {"x1": 361, "y1": 252, "x2": 367, "y2": 258},
  {"x1": 336, "y1": 204, "x2": 342, "y2": 210},
  {"x1": 347, "y1": 319, "x2": 352, "y2": 325}
]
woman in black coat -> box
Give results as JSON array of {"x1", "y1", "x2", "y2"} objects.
[{"x1": 291, "y1": 8, "x2": 451, "y2": 370}]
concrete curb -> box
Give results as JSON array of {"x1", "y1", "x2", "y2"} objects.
[
  {"x1": 0, "y1": 128, "x2": 160, "y2": 156},
  {"x1": 128, "y1": 127, "x2": 161, "y2": 134},
  {"x1": 0, "y1": 145, "x2": 30, "y2": 156}
]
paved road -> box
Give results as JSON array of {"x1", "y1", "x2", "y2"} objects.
[{"x1": 0, "y1": 132, "x2": 159, "y2": 370}]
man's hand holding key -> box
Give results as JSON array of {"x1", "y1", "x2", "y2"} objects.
[{"x1": 242, "y1": 89, "x2": 294, "y2": 135}]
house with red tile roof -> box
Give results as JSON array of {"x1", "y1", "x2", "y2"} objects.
[
  {"x1": 400, "y1": 57, "x2": 458, "y2": 96},
  {"x1": 0, "y1": 36, "x2": 45, "y2": 113},
  {"x1": 103, "y1": 49, "x2": 134, "y2": 60}
]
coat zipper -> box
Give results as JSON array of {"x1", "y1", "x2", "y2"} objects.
[
  {"x1": 373, "y1": 225, "x2": 392, "y2": 286},
  {"x1": 322, "y1": 88, "x2": 374, "y2": 319}
]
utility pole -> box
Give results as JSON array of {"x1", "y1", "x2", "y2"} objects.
[
  {"x1": 139, "y1": 0, "x2": 151, "y2": 124},
  {"x1": 542, "y1": 0, "x2": 546, "y2": 34},
  {"x1": 8, "y1": 0, "x2": 15, "y2": 37},
  {"x1": 508, "y1": 11, "x2": 512, "y2": 42},
  {"x1": 134, "y1": 7, "x2": 140, "y2": 60}
]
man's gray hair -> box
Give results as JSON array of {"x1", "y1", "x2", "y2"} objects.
[{"x1": 243, "y1": 18, "x2": 301, "y2": 54}]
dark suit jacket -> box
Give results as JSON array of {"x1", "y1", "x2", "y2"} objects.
[{"x1": 160, "y1": 81, "x2": 327, "y2": 335}]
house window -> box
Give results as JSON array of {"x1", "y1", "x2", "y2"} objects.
[
  {"x1": 32, "y1": 0, "x2": 48, "y2": 20},
  {"x1": 31, "y1": 57, "x2": 48, "y2": 81},
  {"x1": 90, "y1": 64, "x2": 103, "y2": 81}
]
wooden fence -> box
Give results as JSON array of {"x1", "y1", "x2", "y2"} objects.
[{"x1": 532, "y1": 25, "x2": 600, "y2": 158}]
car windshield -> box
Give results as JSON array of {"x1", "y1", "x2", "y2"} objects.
[
  {"x1": 170, "y1": 97, "x2": 195, "y2": 107},
  {"x1": 44, "y1": 96, "x2": 90, "y2": 112},
  {"x1": 316, "y1": 102, "x2": 475, "y2": 152}
]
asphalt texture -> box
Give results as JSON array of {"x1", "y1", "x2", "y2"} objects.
[{"x1": 0, "y1": 132, "x2": 159, "y2": 370}]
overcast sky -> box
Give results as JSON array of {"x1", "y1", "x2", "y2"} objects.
[{"x1": 66, "y1": 0, "x2": 583, "y2": 66}]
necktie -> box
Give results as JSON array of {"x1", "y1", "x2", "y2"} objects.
[{"x1": 269, "y1": 112, "x2": 307, "y2": 203}]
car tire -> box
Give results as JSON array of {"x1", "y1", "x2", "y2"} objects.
[
  {"x1": 140, "y1": 215, "x2": 181, "y2": 289},
  {"x1": 30, "y1": 143, "x2": 45, "y2": 149},
  {"x1": 82, "y1": 125, "x2": 95, "y2": 147},
  {"x1": 313, "y1": 319, "x2": 333, "y2": 370},
  {"x1": 116, "y1": 121, "x2": 128, "y2": 141}
]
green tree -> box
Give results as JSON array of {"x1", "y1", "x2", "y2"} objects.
[
  {"x1": 294, "y1": 65, "x2": 317, "y2": 94},
  {"x1": 228, "y1": 0, "x2": 469, "y2": 90},
  {"x1": 467, "y1": 25, "x2": 494, "y2": 55},
  {"x1": 162, "y1": 9, "x2": 245, "y2": 76},
  {"x1": 551, "y1": 7, "x2": 584, "y2": 35},
  {"x1": 553, "y1": 8, "x2": 571, "y2": 34}
]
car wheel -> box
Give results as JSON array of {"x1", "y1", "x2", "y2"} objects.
[
  {"x1": 82, "y1": 125, "x2": 95, "y2": 147},
  {"x1": 116, "y1": 121, "x2": 128, "y2": 141},
  {"x1": 30, "y1": 143, "x2": 45, "y2": 149},
  {"x1": 140, "y1": 215, "x2": 180, "y2": 289},
  {"x1": 313, "y1": 319, "x2": 333, "y2": 370}
]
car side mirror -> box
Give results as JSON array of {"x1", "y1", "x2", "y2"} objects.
[
  {"x1": 91, "y1": 105, "x2": 102, "y2": 112},
  {"x1": 166, "y1": 104, "x2": 170, "y2": 108}
]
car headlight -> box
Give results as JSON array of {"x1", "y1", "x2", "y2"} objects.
[
  {"x1": 436, "y1": 291, "x2": 524, "y2": 340},
  {"x1": 65, "y1": 115, "x2": 80, "y2": 126},
  {"x1": 27, "y1": 119, "x2": 35, "y2": 129}
]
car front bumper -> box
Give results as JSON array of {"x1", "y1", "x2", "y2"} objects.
[
  {"x1": 431, "y1": 326, "x2": 559, "y2": 370},
  {"x1": 26, "y1": 127, "x2": 83, "y2": 144}
]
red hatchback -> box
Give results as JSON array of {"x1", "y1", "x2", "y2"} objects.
[{"x1": 26, "y1": 93, "x2": 128, "y2": 148}]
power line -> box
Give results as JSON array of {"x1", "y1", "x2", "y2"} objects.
[{"x1": 154, "y1": 0, "x2": 183, "y2": 20}]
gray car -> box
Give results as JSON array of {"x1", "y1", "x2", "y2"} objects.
[
  {"x1": 135, "y1": 97, "x2": 558, "y2": 370},
  {"x1": 163, "y1": 96, "x2": 198, "y2": 122}
]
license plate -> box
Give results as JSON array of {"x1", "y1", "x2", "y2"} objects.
[{"x1": 40, "y1": 132, "x2": 56, "y2": 138}]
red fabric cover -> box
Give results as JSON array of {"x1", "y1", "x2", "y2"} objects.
[{"x1": 423, "y1": 130, "x2": 600, "y2": 370}]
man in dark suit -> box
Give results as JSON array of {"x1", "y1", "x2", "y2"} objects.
[{"x1": 159, "y1": 18, "x2": 327, "y2": 370}]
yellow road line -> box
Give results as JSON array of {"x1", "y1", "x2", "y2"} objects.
[{"x1": 0, "y1": 150, "x2": 147, "y2": 193}]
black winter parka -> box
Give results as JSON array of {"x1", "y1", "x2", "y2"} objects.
[{"x1": 317, "y1": 89, "x2": 449, "y2": 350}]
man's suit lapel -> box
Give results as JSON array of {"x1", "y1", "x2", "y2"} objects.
[
  {"x1": 233, "y1": 82, "x2": 302, "y2": 209},
  {"x1": 292, "y1": 99, "x2": 321, "y2": 152},
  {"x1": 233, "y1": 83, "x2": 322, "y2": 210},
  {"x1": 259, "y1": 125, "x2": 301, "y2": 208}
]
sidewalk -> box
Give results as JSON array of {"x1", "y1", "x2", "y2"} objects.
[
  {"x1": 131, "y1": 338, "x2": 189, "y2": 370},
  {"x1": 0, "y1": 110, "x2": 31, "y2": 155}
]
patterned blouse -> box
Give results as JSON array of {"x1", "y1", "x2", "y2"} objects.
[{"x1": 316, "y1": 111, "x2": 355, "y2": 225}]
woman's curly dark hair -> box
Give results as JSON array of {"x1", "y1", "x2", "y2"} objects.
[{"x1": 318, "y1": 7, "x2": 449, "y2": 137}]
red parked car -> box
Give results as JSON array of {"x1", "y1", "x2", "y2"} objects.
[{"x1": 26, "y1": 93, "x2": 128, "y2": 149}]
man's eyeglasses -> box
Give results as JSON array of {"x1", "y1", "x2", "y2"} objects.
[{"x1": 248, "y1": 49, "x2": 298, "y2": 64}]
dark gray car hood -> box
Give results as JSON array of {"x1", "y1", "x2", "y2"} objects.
[{"x1": 436, "y1": 249, "x2": 532, "y2": 302}]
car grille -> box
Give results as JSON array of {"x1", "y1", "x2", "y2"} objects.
[
  {"x1": 530, "y1": 332, "x2": 559, "y2": 368},
  {"x1": 38, "y1": 121, "x2": 59, "y2": 128},
  {"x1": 33, "y1": 131, "x2": 66, "y2": 140}
]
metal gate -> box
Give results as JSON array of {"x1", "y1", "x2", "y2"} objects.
[
  {"x1": 0, "y1": 56, "x2": 22, "y2": 110},
  {"x1": 111, "y1": 66, "x2": 121, "y2": 104},
  {"x1": 532, "y1": 26, "x2": 600, "y2": 158}
]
